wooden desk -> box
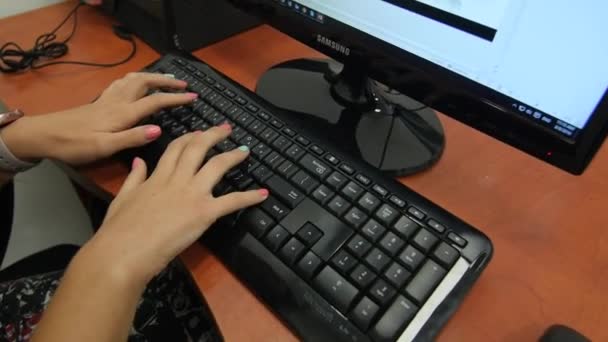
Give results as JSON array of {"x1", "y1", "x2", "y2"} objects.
[{"x1": 2, "y1": 3, "x2": 607, "y2": 341}]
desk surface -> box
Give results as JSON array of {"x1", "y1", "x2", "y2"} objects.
[{"x1": 1, "y1": 3, "x2": 607, "y2": 341}]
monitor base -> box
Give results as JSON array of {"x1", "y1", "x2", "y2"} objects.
[{"x1": 255, "y1": 58, "x2": 445, "y2": 177}]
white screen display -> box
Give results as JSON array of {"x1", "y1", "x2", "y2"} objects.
[{"x1": 292, "y1": 0, "x2": 608, "y2": 131}]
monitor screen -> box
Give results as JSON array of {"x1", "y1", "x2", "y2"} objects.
[{"x1": 273, "y1": 0, "x2": 608, "y2": 140}]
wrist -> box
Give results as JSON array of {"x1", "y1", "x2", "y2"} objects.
[
  {"x1": 72, "y1": 239, "x2": 150, "y2": 294},
  {"x1": 0, "y1": 115, "x2": 48, "y2": 162}
]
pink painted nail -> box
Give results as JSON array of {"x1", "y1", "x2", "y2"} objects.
[
  {"x1": 259, "y1": 189, "x2": 270, "y2": 198},
  {"x1": 219, "y1": 123, "x2": 232, "y2": 131},
  {"x1": 132, "y1": 157, "x2": 142, "y2": 169},
  {"x1": 144, "y1": 126, "x2": 162, "y2": 140},
  {"x1": 186, "y1": 92, "x2": 198, "y2": 100}
]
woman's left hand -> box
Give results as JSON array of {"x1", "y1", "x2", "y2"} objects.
[{"x1": 0, "y1": 72, "x2": 197, "y2": 164}]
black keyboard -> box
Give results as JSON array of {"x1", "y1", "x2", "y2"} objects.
[{"x1": 121, "y1": 54, "x2": 493, "y2": 342}]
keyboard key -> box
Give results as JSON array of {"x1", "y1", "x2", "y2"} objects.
[
  {"x1": 296, "y1": 136, "x2": 310, "y2": 146},
  {"x1": 270, "y1": 119, "x2": 284, "y2": 129},
  {"x1": 241, "y1": 208, "x2": 275, "y2": 238},
  {"x1": 412, "y1": 228, "x2": 439, "y2": 253},
  {"x1": 224, "y1": 89, "x2": 236, "y2": 98},
  {"x1": 392, "y1": 216, "x2": 419, "y2": 239},
  {"x1": 312, "y1": 185, "x2": 334, "y2": 205},
  {"x1": 346, "y1": 234, "x2": 372, "y2": 258},
  {"x1": 371, "y1": 296, "x2": 418, "y2": 342},
  {"x1": 433, "y1": 242, "x2": 459, "y2": 268},
  {"x1": 217, "y1": 139, "x2": 236, "y2": 152},
  {"x1": 204, "y1": 76, "x2": 216, "y2": 85},
  {"x1": 296, "y1": 251, "x2": 323, "y2": 279},
  {"x1": 264, "y1": 151, "x2": 285, "y2": 170},
  {"x1": 341, "y1": 181, "x2": 364, "y2": 201},
  {"x1": 355, "y1": 174, "x2": 372, "y2": 186},
  {"x1": 207, "y1": 112, "x2": 227, "y2": 126},
  {"x1": 258, "y1": 112, "x2": 270, "y2": 121},
  {"x1": 372, "y1": 185, "x2": 388, "y2": 198},
  {"x1": 263, "y1": 225, "x2": 290, "y2": 252},
  {"x1": 225, "y1": 106, "x2": 244, "y2": 120},
  {"x1": 378, "y1": 232, "x2": 405, "y2": 257},
  {"x1": 384, "y1": 262, "x2": 411, "y2": 289},
  {"x1": 405, "y1": 260, "x2": 446, "y2": 304},
  {"x1": 427, "y1": 219, "x2": 446, "y2": 234},
  {"x1": 408, "y1": 206, "x2": 426, "y2": 220},
  {"x1": 374, "y1": 204, "x2": 399, "y2": 227},
  {"x1": 235, "y1": 96, "x2": 247, "y2": 105},
  {"x1": 299, "y1": 154, "x2": 331, "y2": 179},
  {"x1": 326, "y1": 172, "x2": 348, "y2": 191},
  {"x1": 365, "y1": 248, "x2": 390, "y2": 273},
  {"x1": 214, "y1": 97, "x2": 233, "y2": 113},
  {"x1": 369, "y1": 279, "x2": 396, "y2": 306},
  {"x1": 245, "y1": 103, "x2": 259, "y2": 113},
  {"x1": 361, "y1": 220, "x2": 386, "y2": 243},
  {"x1": 389, "y1": 195, "x2": 406, "y2": 208},
  {"x1": 399, "y1": 245, "x2": 425, "y2": 271},
  {"x1": 279, "y1": 238, "x2": 306, "y2": 265},
  {"x1": 297, "y1": 223, "x2": 323, "y2": 246},
  {"x1": 252, "y1": 143, "x2": 272, "y2": 159},
  {"x1": 339, "y1": 164, "x2": 355, "y2": 175},
  {"x1": 286, "y1": 144, "x2": 306, "y2": 161},
  {"x1": 272, "y1": 135, "x2": 292, "y2": 151},
  {"x1": 260, "y1": 127, "x2": 279, "y2": 143},
  {"x1": 358, "y1": 192, "x2": 381, "y2": 213},
  {"x1": 349, "y1": 264, "x2": 376, "y2": 289},
  {"x1": 310, "y1": 145, "x2": 324, "y2": 156},
  {"x1": 314, "y1": 266, "x2": 359, "y2": 313},
  {"x1": 324, "y1": 154, "x2": 340, "y2": 165},
  {"x1": 291, "y1": 170, "x2": 319, "y2": 194},
  {"x1": 448, "y1": 232, "x2": 468, "y2": 247},
  {"x1": 231, "y1": 126, "x2": 247, "y2": 141},
  {"x1": 350, "y1": 297, "x2": 380, "y2": 331},
  {"x1": 277, "y1": 160, "x2": 299, "y2": 179},
  {"x1": 247, "y1": 120, "x2": 267, "y2": 135},
  {"x1": 282, "y1": 127, "x2": 296, "y2": 137},
  {"x1": 244, "y1": 158, "x2": 260, "y2": 173},
  {"x1": 252, "y1": 165, "x2": 273, "y2": 183},
  {"x1": 239, "y1": 135, "x2": 259, "y2": 148},
  {"x1": 266, "y1": 176, "x2": 304, "y2": 209},
  {"x1": 331, "y1": 250, "x2": 357, "y2": 274},
  {"x1": 344, "y1": 207, "x2": 368, "y2": 229},
  {"x1": 328, "y1": 195, "x2": 350, "y2": 217},
  {"x1": 204, "y1": 91, "x2": 221, "y2": 104},
  {"x1": 237, "y1": 113, "x2": 255, "y2": 127},
  {"x1": 261, "y1": 196, "x2": 290, "y2": 221}
]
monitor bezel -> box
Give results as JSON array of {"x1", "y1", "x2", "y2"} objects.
[{"x1": 229, "y1": 0, "x2": 608, "y2": 175}]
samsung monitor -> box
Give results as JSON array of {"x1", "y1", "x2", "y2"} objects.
[{"x1": 228, "y1": 0, "x2": 608, "y2": 175}]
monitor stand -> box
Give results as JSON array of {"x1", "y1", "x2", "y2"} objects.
[{"x1": 255, "y1": 58, "x2": 445, "y2": 177}]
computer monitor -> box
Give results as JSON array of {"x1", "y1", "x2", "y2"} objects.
[{"x1": 228, "y1": 0, "x2": 608, "y2": 175}]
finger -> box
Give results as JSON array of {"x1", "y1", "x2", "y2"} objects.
[
  {"x1": 129, "y1": 92, "x2": 198, "y2": 122},
  {"x1": 174, "y1": 124, "x2": 233, "y2": 179},
  {"x1": 103, "y1": 125, "x2": 162, "y2": 155},
  {"x1": 196, "y1": 145, "x2": 251, "y2": 192},
  {"x1": 150, "y1": 133, "x2": 197, "y2": 183},
  {"x1": 106, "y1": 157, "x2": 148, "y2": 222},
  {"x1": 211, "y1": 189, "x2": 269, "y2": 218},
  {"x1": 116, "y1": 157, "x2": 148, "y2": 199},
  {"x1": 124, "y1": 72, "x2": 188, "y2": 98}
]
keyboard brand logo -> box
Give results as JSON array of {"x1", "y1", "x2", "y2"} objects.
[{"x1": 317, "y1": 35, "x2": 351, "y2": 56}]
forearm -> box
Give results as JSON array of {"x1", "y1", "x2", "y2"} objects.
[{"x1": 32, "y1": 241, "x2": 148, "y2": 342}]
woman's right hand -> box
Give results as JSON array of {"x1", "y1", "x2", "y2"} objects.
[{"x1": 80, "y1": 124, "x2": 269, "y2": 286}]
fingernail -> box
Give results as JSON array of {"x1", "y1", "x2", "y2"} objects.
[
  {"x1": 238, "y1": 145, "x2": 249, "y2": 152},
  {"x1": 219, "y1": 123, "x2": 232, "y2": 131},
  {"x1": 259, "y1": 189, "x2": 269, "y2": 198},
  {"x1": 163, "y1": 73, "x2": 175, "y2": 78},
  {"x1": 144, "y1": 126, "x2": 162, "y2": 140},
  {"x1": 132, "y1": 157, "x2": 142, "y2": 169},
  {"x1": 186, "y1": 92, "x2": 198, "y2": 100}
]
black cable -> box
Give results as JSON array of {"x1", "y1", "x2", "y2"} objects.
[{"x1": 0, "y1": 2, "x2": 136, "y2": 73}]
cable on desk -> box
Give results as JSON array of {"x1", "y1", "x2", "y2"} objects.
[{"x1": 0, "y1": 2, "x2": 136, "y2": 73}]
